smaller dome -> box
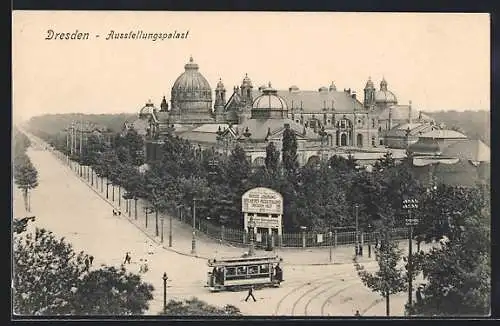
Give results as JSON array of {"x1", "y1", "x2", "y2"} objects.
[
  {"x1": 139, "y1": 99, "x2": 157, "y2": 118},
  {"x1": 289, "y1": 85, "x2": 300, "y2": 93},
  {"x1": 241, "y1": 73, "x2": 253, "y2": 87},
  {"x1": 318, "y1": 86, "x2": 328, "y2": 93},
  {"x1": 252, "y1": 82, "x2": 288, "y2": 111},
  {"x1": 375, "y1": 90, "x2": 397, "y2": 103},
  {"x1": 258, "y1": 84, "x2": 267, "y2": 92},
  {"x1": 365, "y1": 77, "x2": 374, "y2": 89},
  {"x1": 329, "y1": 81, "x2": 337, "y2": 91}
]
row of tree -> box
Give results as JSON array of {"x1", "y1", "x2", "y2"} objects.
[{"x1": 13, "y1": 128, "x2": 39, "y2": 212}]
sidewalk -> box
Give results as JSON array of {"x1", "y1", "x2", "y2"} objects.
[{"x1": 51, "y1": 147, "x2": 420, "y2": 266}]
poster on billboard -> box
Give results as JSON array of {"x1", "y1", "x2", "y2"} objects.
[{"x1": 242, "y1": 187, "x2": 283, "y2": 215}]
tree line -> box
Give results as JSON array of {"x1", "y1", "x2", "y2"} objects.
[{"x1": 13, "y1": 128, "x2": 39, "y2": 212}]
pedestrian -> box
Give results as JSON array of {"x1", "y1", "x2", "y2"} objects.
[
  {"x1": 416, "y1": 286, "x2": 423, "y2": 303},
  {"x1": 354, "y1": 245, "x2": 358, "y2": 256},
  {"x1": 143, "y1": 259, "x2": 149, "y2": 273},
  {"x1": 359, "y1": 244, "x2": 363, "y2": 256},
  {"x1": 124, "y1": 252, "x2": 131, "y2": 264},
  {"x1": 118, "y1": 211, "x2": 122, "y2": 216},
  {"x1": 139, "y1": 259, "x2": 144, "y2": 273},
  {"x1": 244, "y1": 285, "x2": 257, "y2": 302},
  {"x1": 113, "y1": 209, "x2": 117, "y2": 216},
  {"x1": 355, "y1": 310, "x2": 361, "y2": 317},
  {"x1": 84, "y1": 257, "x2": 90, "y2": 271},
  {"x1": 89, "y1": 255, "x2": 94, "y2": 266}
]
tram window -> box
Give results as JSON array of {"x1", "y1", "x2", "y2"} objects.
[
  {"x1": 248, "y1": 266, "x2": 259, "y2": 274},
  {"x1": 226, "y1": 267, "x2": 236, "y2": 276},
  {"x1": 237, "y1": 266, "x2": 247, "y2": 275},
  {"x1": 260, "y1": 265, "x2": 269, "y2": 274}
]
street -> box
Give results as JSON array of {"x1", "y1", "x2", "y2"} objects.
[{"x1": 13, "y1": 139, "x2": 424, "y2": 316}]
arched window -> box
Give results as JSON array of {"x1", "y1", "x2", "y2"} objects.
[
  {"x1": 341, "y1": 133, "x2": 347, "y2": 146},
  {"x1": 357, "y1": 134, "x2": 363, "y2": 147},
  {"x1": 372, "y1": 119, "x2": 376, "y2": 128},
  {"x1": 372, "y1": 137, "x2": 376, "y2": 146}
]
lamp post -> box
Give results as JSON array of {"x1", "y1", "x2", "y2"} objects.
[
  {"x1": 191, "y1": 198, "x2": 197, "y2": 255},
  {"x1": 354, "y1": 204, "x2": 360, "y2": 255},
  {"x1": 329, "y1": 231, "x2": 333, "y2": 262},
  {"x1": 162, "y1": 272, "x2": 168, "y2": 313},
  {"x1": 300, "y1": 226, "x2": 307, "y2": 248},
  {"x1": 403, "y1": 198, "x2": 419, "y2": 311},
  {"x1": 248, "y1": 215, "x2": 256, "y2": 256},
  {"x1": 367, "y1": 224, "x2": 373, "y2": 258}
]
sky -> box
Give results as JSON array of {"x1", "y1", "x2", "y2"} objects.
[{"x1": 12, "y1": 11, "x2": 490, "y2": 122}]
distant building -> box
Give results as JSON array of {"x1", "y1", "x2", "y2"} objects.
[{"x1": 125, "y1": 57, "x2": 495, "y2": 170}]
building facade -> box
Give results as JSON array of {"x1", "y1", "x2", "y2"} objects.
[{"x1": 124, "y1": 56, "x2": 441, "y2": 166}]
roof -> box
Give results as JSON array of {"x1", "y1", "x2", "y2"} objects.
[
  {"x1": 386, "y1": 123, "x2": 432, "y2": 138},
  {"x1": 236, "y1": 118, "x2": 320, "y2": 140},
  {"x1": 419, "y1": 129, "x2": 468, "y2": 139},
  {"x1": 127, "y1": 119, "x2": 149, "y2": 136},
  {"x1": 249, "y1": 89, "x2": 364, "y2": 113},
  {"x1": 177, "y1": 131, "x2": 219, "y2": 144},
  {"x1": 441, "y1": 139, "x2": 490, "y2": 162},
  {"x1": 379, "y1": 105, "x2": 434, "y2": 121},
  {"x1": 409, "y1": 137, "x2": 452, "y2": 155}
]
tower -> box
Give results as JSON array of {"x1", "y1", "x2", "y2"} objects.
[
  {"x1": 363, "y1": 77, "x2": 375, "y2": 109},
  {"x1": 240, "y1": 73, "x2": 253, "y2": 106},
  {"x1": 160, "y1": 96, "x2": 169, "y2": 112},
  {"x1": 214, "y1": 78, "x2": 226, "y2": 122}
]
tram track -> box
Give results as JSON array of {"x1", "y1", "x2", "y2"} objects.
[{"x1": 303, "y1": 282, "x2": 353, "y2": 316}]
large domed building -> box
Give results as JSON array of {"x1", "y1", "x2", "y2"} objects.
[{"x1": 170, "y1": 56, "x2": 214, "y2": 123}]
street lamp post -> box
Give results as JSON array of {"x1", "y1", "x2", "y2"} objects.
[
  {"x1": 329, "y1": 231, "x2": 333, "y2": 263},
  {"x1": 355, "y1": 204, "x2": 360, "y2": 255},
  {"x1": 191, "y1": 199, "x2": 197, "y2": 255},
  {"x1": 248, "y1": 216, "x2": 256, "y2": 256},
  {"x1": 300, "y1": 226, "x2": 307, "y2": 248},
  {"x1": 367, "y1": 224, "x2": 373, "y2": 258},
  {"x1": 403, "y1": 198, "x2": 419, "y2": 312},
  {"x1": 162, "y1": 273, "x2": 168, "y2": 313}
]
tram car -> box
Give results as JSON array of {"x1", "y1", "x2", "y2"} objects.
[{"x1": 206, "y1": 255, "x2": 283, "y2": 292}]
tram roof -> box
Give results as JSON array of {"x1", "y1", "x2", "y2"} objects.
[{"x1": 207, "y1": 255, "x2": 282, "y2": 267}]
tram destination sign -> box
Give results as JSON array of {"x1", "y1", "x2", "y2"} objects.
[{"x1": 242, "y1": 187, "x2": 283, "y2": 215}]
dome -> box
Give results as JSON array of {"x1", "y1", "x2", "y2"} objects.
[
  {"x1": 170, "y1": 56, "x2": 213, "y2": 123},
  {"x1": 171, "y1": 56, "x2": 212, "y2": 93},
  {"x1": 375, "y1": 78, "x2": 397, "y2": 103},
  {"x1": 241, "y1": 73, "x2": 253, "y2": 87},
  {"x1": 375, "y1": 90, "x2": 398, "y2": 103},
  {"x1": 139, "y1": 99, "x2": 157, "y2": 118},
  {"x1": 251, "y1": 82, "x2": 288, "y2": 119},
  {"x1": 318, "y1": 86, "x2": 328, "y2": 92}
]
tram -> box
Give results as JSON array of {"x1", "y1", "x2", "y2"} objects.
[{"x1": 206, "y1": 255, "x2": 283, "y2": 292}]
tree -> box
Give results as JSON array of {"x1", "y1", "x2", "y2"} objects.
[
  {"x1": 265, "y1": 141, "x2": 280, "y2": 173},
  {"x1": 354, "y1": 239, "x2": 407, "y2": 316},
  {"x1": 14, "y1": 155, "x2": 39, "y2": 212},
  {"x1": 13, "y1": 227, "x2": 154, "y2": 315},
  {"x1": 160, "y1": 297, "x2": 241, "y2": 316},
  {"x1": 282, "y1": 126, "x2": 299, "y2": 174},
  {"x1": 410, "y1": 207, "x2": 490, "y2": 316}
]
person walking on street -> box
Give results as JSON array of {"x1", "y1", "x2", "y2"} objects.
[
  {"x1": 244, "y1": 285, "x2": 257, "y2": 302},
  {"x1": 355, "y1": 310, "x2": 361, "y2": 317},
  {"x1": 124, "y1": 252, "x2": 131, "y2": 264},
  {"x1": 84, "y1": 256, "x2": 90, "y2": 271},
  {"x1": 89, "y1": 255, "x2": 94, "y2": 266}
]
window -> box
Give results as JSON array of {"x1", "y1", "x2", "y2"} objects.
[
  {"x1": 379, "y1": 139, "x2": 384, "y2": 145},
  {"x1": 237, "y1": 266, "x2": 247, "y2": 275},
  {"x1": 260, "y1": 265, "x2": 270, "y2": 274},
  {"x1": 357, "y1": 119, "x2": 362, "y2": 125},
  {"x1": 372, "y1": 119, "x2": 376, "y2": 128},
  {"x1": 372, "y1": 137, "x2": 376, "y2": 146},
  {"x1": 226, "y1": 267, "x2": 236, "y2": 276},
  {"x1": 248, "y1": 266, "x2": 259, "y2": 274}
]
